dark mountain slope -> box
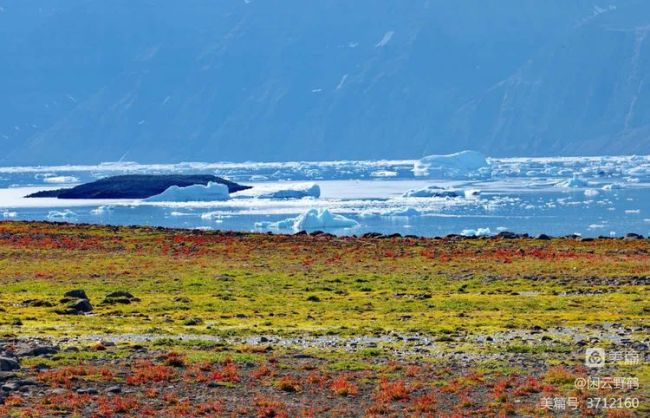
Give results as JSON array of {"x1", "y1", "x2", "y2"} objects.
[
  {"x1": 449, "y1": 1, "x2": 650, "y2": 156},
  {"x1": 0, "y1": 1, "x2": 646, "y2": 164}
]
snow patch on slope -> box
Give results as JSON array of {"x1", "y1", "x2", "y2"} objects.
[{"x1": 375, "y1": 31, "x2": 394, "y2": 47}]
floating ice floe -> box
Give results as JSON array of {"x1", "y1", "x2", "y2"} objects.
[
  {"x1": 43, "y1": 175, "x2": 79, "y2": 184},
  {"x1": 403, "y1": 186, "x2": 463, "y2": 198},
  {"x1": 403, "y1": 185, "x2": 479, "y2": 198},
  {"x1": 258, "y1": 183, "x2": 320, "y2": 199},
  {"x1": 461, "y1": 227, "x2": 492, "y2": 237},
  {"x1": 146, "y1": 182, "x2": 230, "y2": 202},
  {"x1": 90, "y1": 205, "x2": 113, "y2": 215},
  {"x1": 382, "y1": 207, "x2": 420, "y2": 217},
  {"x1": 47, "y1": 209, "x2": 77, "y2": 221},
  {"x1": 370, "y1": 170, "x2": 398, "y2": 178},
  {"x1": 1, "y1": 210, "x2": 17, "y2": 218},
  {"x1": 584, "y1": 189, "x2": 600, "y2": 197},
  {"x1": 602, "y1": 183, "x2": 624, "y2": 190},
  {"x1": 555, "y1": 176, "x2": 589, "y2": 188},
  {"x1": 413, "y1": 150, "x2": 489, "y2": 177},
  {"x1": 200, "y1": 212, "x2": 230, "y2": 222},
  {"x1": 256, "y1": 208, "x2": 358, "y2": 231}
]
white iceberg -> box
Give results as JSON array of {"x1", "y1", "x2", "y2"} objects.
[
  {"x1": 90, "y1": 205, "x2": 113, "y2": 215},
  {"x1": 602, "y1": 183, "x2": 624, "y2": 190},
  {"x1": 382, "y1": 207, "x2": 421, "y2": 217},
  {"x1": 1, "y1": 210, "x2": 17, "y2": 218},
  {"x1": 146, "y1": 182, "x2": 230, "y2": 202},
  {"x1": 461, "y1": 227, "x2": 492, "y2": 237},
  {"x1": 414, "y1": 150, "x2": 489, "y2": 177},
  {"x1": 43, "y1": 175, "x2": 79, "y2": 184},
  {"x1": 47, "y1": 209, "x2": 77, "y2": 221},
  {"x1": 256, "y1": 208, "x2": 358, "y2": 231},
  {"x1": 200, "y1": 211, "x2": 229, "y2": 222},
  {"x1": 403, "y1": 185, "x2": 463, "y2": 198},
  {"x1": 259, "y1": 183, "x2": 320, "y2": 199},
  {"x1": 370, "y1": 170, "x2": 398, "y2": 178},
  {"x1": 555, "y1": 176, "x2": 589, "y2": 188}
]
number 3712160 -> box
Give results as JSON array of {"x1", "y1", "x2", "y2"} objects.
[{"x1": 587, "y1": 398, "x2": 639, "y2": 409}]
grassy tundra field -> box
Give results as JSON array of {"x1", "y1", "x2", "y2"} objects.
[{"x1": 0, "y1": 221, "x2": 648, "y2": 417}]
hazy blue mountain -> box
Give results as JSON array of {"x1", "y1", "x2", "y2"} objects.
[
  {"x1": 1, "y1": 0, "x2": 648, "y2": 165},
  {"x1": 450, "y1": 0, "x2": 650, "y2": 156}
]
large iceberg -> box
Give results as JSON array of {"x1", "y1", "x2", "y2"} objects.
[
  {"x1": 414, "y1": 150, "x2": 489, "y2": 177},
  {"x1": 146, "y1": 182, "x2": 230, "y2": 202},
  {"x1": 256, "y1": 208, "x2": 358, "y2": 231}
]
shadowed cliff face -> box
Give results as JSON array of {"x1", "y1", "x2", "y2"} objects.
[{"x1": 0, "y1": 0, "x2": 648, "y2": 165}]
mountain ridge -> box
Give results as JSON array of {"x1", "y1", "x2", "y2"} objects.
[{"x1": 1, "y1": 0, "x2": 649, "y2": 165}]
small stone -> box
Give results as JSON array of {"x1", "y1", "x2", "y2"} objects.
[
  {"x1": 183, "y1": 317, "x2": 203, "y2": 326},
  {"x1": 0, "y1": 372, "x2": 16, "y2": 382},
  {"x1": 106, "y1": 385, "x2": 122, "y2": 394},
  {"x1": 2, "y1": 382, "x2": 19, "y2": 392},
  {"x1": 76, "y1": 387, "x2": 99, "y2": 395}
]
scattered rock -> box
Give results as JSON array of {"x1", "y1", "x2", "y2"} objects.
[
  {"x1": 63, "y1": 289, "x2": 88, "y2": 300},
  {"x1": 76, "y1": 387, "x2": 99, "y2": 395},
  {"x1": 17, "y1": 346, "x2": 59, "y2": 357},
  {"x1": 103, "y1": 291, "x2": 140, "y2": 305},
  {"x1": 106, "y1": 385, "x2": 122, "y2": 394},
  {"x1": 0, "y1": 372, "x2": 16, "y2": 382},
  {"x1": 22, "y1": 299, "x2": 56, "y2": 308},
  {"x1": 183, "y1": 317, "x2": 203, "y2": 326},
  {"x1": 0, "y1": 357, "x2": 19, "y2": 372},
  {"x1": 68, "y1": 299, "x2": 93, "y2": 314},
  {"x1": 1, "y1": 382, "x2": 19, "y2": 392}
]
